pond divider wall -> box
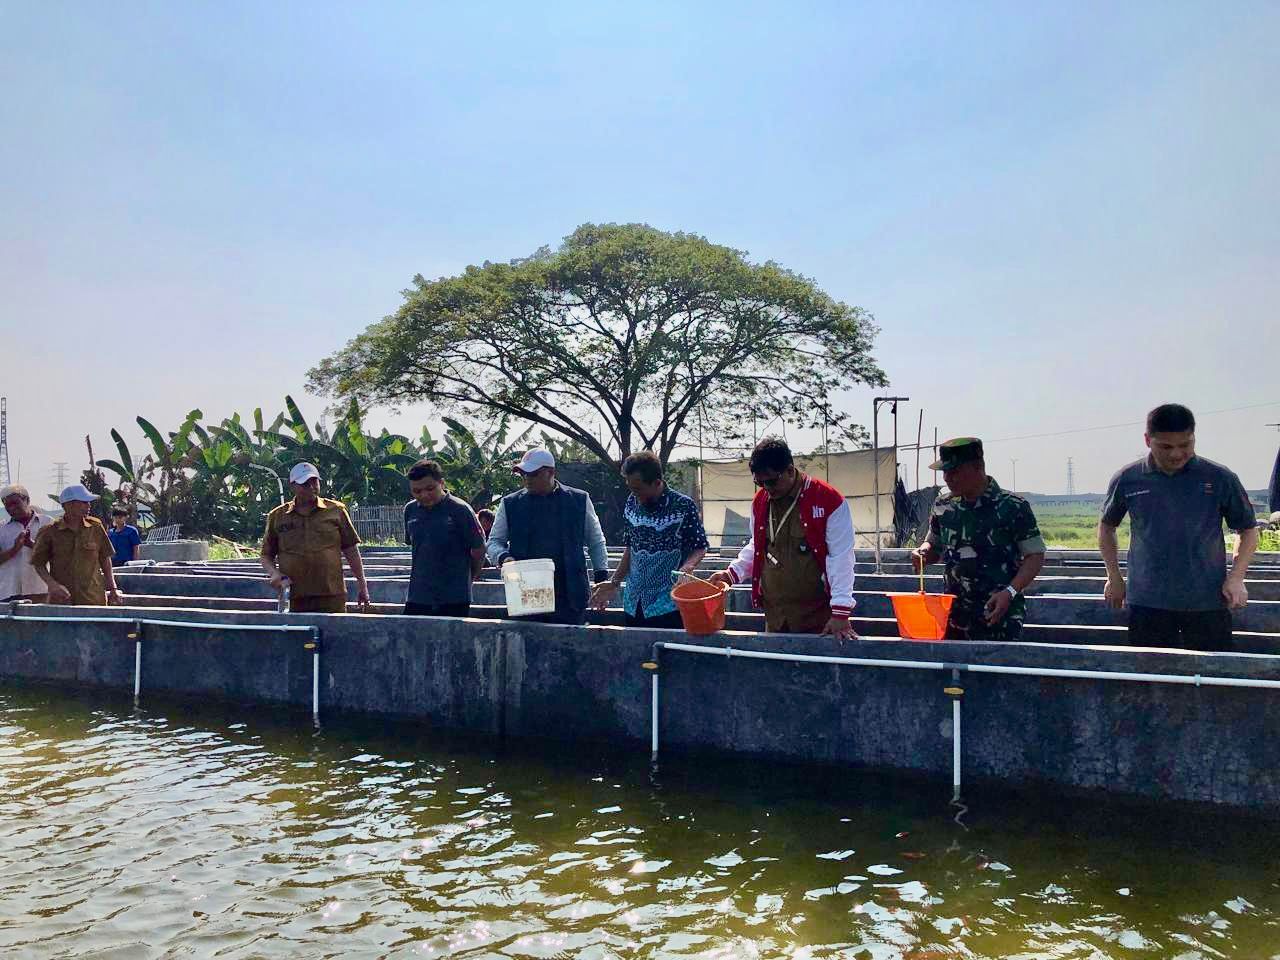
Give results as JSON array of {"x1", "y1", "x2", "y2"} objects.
[{"x1": 3, "y1": 605, "x2": 1280, "y2": 812}]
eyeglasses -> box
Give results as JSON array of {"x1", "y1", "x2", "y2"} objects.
[{"x1": 752, "y1": 472, "x2": 789, "y2": 489}]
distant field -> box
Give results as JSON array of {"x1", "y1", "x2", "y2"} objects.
[
  {"x1": 1032, "y1": 502, "x2": 1279, "y2": 552},
  {"x1": 1032, "y1": 503, "x2": 1127, "y2": 549}
]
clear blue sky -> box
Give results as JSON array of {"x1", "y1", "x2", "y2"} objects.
[{"x1": 2, "y1": 1, "x2": 1277, "y2": 500}]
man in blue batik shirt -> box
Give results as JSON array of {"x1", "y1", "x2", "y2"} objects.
[{"x1": 591, "y1": 451, "x2": 709, "y2": 629}]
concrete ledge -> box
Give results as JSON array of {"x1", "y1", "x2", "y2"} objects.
[
  {"x1": 4, "y1": 605, "x2": 1280, "y2": 810},
  {"x1": 137, "y1": 540, "x2": 209, "y2": 562},
  {"x1": 112, "y1": 571, "x2": 1280, "y2": 637}
]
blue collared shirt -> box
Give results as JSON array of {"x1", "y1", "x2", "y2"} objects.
[{"x1": 622, "y1": 489, "x2": 709, "y2": 618}]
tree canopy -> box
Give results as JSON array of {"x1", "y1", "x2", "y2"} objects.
[{"x1": 309, "y1": 223, "x2": 887, "y2": 467}]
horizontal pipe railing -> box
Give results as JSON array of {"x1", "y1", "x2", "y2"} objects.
[
  {"x1": 2, "y1": 609, "x2": 322, "y2": 721},
  {"x1": 654, "y1": 640, "x2": 1280, "y2": 690},
  {"x1": 648, "y1": 639, "x2": 1280, "y2": 804}
]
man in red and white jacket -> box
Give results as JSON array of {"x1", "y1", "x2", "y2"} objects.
[{"x1": 710, "y1": 438, "x2": 857, "y2": 640}]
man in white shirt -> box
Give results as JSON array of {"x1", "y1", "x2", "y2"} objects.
[{"x1": 0, "y1": 485, "x2": 53, "y2": 603}]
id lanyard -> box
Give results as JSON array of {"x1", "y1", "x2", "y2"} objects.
[{"x1": 767, "y1": 490, "x2": 801, "y2": 545}]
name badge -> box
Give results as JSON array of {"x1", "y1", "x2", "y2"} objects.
[{"x1": 766, "y1": 551, "x2": 780, "y2": 566}]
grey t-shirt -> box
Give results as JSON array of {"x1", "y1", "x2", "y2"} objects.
[
  {"x1": 404, "y1": 495, "x2": 485, "y2": 606},
  {"x1": 1101, "y1": 455, "x2": 1256, "y2": 611}
]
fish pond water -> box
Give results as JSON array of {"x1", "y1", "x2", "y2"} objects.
[{"x1": 1, "y1": 683, "x2": 1278, "y2": 959}]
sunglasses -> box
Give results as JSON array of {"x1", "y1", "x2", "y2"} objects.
[{"x1": 752, "y1": 471, "x2": 791, "y2": 489}]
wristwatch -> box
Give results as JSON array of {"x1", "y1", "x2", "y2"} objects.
[{"x1": 1004, "y1": 584, "x2": 1019, "y2": 599}]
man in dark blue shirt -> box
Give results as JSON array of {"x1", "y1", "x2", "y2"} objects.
[
  {"x1": 402, "y1": 459, "x2": 486, "y2": 617},
  {"x1": 1098, "y1": 403, "x2": 1259, "y2": 651},
  {"x1": 107, "y1": 507, "x2": 142, "y2": 567}
]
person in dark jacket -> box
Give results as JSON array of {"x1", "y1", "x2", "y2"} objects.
[{"x1": 485, "y1": 449, "x2": 610, "y2": 625}]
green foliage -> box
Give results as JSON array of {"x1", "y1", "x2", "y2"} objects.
[
  {"x1": 93, "y1": 401, "x2": 537, "y2": 540},
  {"x1": 308, "y1": 222, "x2": 887, "y2": 470}
]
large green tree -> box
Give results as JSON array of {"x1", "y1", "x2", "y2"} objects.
[{"x1": 308, "y1": 223, "x2": 887, "y2": 467}]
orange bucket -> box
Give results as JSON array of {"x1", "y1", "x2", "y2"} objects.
[
  {"x1": 672, "y1": 578, "x2": 728, "y2": 635},
  {"x1": 887, "y1": 592, "x2": 955, "y2": 640}
]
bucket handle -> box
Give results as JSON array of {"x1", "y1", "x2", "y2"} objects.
[
  {"x1": 671, "y1": 569, "x2": 712, "y2": 585},
  {"x1": 671, "y1": 569, "x2": 727, "y2": 592}
]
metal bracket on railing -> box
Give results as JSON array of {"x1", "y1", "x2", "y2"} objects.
[
  {"x1": 644, "y1": 643, "x2": 663, "y2": 761},
  {"x1": 129, "y1": 620, "x2": 143, "y2": 702},
  {"x1": 947, "y1": 667, "x2": 963, "y2": 805},
  {"x1": 304, "y1": 627, "x2": 322, "y2": 724}
]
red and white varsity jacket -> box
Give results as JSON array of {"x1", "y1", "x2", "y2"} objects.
[{"x1": 725, "y1": 474, "x2": 856, "y2": 618}]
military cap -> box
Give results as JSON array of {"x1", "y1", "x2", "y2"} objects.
[{"x1": 929, "y1": 437, "x2": 984, "y2": 472}]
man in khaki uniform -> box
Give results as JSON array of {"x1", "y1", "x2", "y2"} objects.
[
  {"x1": 31, "y1": 485, "x2": 123, "y2": 606},
  {"x1": 260, "y1": 462, "x2": 370, "y2": 613}
]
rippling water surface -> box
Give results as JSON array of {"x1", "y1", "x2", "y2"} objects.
[{"x1": 1, "y1": 683, "x2": 1278, "y2": 959}]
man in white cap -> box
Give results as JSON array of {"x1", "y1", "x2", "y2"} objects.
[
  {"x1": 30, "y1": 484, "x2": 122, "y2": 605},
  {"x1": 260, "y1": 462, "x2": 370, "y2": 614},
  {"x1": 485, "y1": 449, "x2": 610, "y2": 625},
  {"x1": 0, "y1": 484, "x2": 55, "y2": 603}
]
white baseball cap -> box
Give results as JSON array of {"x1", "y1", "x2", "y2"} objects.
[
  {"x1": 513, "y1": 449, "x2": 555, "y2": 474},
  {"x1": 59, "y1": 484, "x2": 100, "y2": 504},
  {"x1": 288, "y1": 462, "x2": 321, "y2": 485}
]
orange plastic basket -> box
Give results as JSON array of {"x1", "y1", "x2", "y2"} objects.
[
  {"x1": 887, "y1": 592, "x2": 955, "y2": 640},
  {"x1": 672, "y1": 578, "x2": 728, "y2": 635}
]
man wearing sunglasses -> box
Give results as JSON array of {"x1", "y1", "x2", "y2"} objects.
[{"x1": 709, "y1": 437, "x2": 857, "y2": 640}]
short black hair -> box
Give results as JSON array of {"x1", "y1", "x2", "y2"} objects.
[
  {"x1": 477, "y1": 508, "x2": 495, "y2": 522},
  {"x1": 621, "y1": 450, "x2": 663, "y2": 484},
  {"x1": 749, "y1": 436, "x2": 793, "y2": 475},
  {"x1": 110, "y1": 506, "x2": 130, "y2": 517},
  {"x1": 1146, "y1": 404, "x2": 1196, "y2": 435},
  {"x1": 407, "y1": 459, "x2": 444, "y2": 482}
]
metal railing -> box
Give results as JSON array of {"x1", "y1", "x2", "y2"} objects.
[{"x1": 350, "y1": 505, "x2": 403, "y2": 543}]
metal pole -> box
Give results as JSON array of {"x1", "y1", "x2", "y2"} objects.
[
  {"x1": 651, "y1": 672, "x2": 659, "y2": 760},
  {"x1": 823, "y1": 402, "x2": 830, "y2": 481},
  {"x1": 952, "y1": 697, "x2": 961, "y2": 797},
  {"x1": 915, "y1": 410, "x2": 923, "y2": 491},
  {"x1": 948, "y1": 668, "x2": 963, "y2": 800},
  {"x1": 307, "y1": 627, "x2": 321, "y2": 724},
  {"x1": 1011, "y1": 459, "x2": 1018, "y2": 494},
  {"x1": 131, "y1": 620, "x2": 142, "y2": 703},
  {"x1": 872, "y1": 401, "x2": 880, "y2": 572}
]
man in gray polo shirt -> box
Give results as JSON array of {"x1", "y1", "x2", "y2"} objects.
[
  {"x1": 403, "y1": 459, "x2": 486, "y2": 617},
  {"x1": 1098, "y1": 403, "x2": 1259, "y2": 651}
]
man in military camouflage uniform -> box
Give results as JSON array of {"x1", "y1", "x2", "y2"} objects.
[{"x1": 912, "y1": 437, "x2": 1046, "y2": 641}]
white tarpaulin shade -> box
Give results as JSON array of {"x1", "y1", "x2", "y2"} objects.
[{"x1": 697, "y1": 447, "x2": 897, "y2": 548}]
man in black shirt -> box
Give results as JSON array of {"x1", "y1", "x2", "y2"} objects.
[{"x1": 402, "y1": 459, "x2": 486, "y2": 617}]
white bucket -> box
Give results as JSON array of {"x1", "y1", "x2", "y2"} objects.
[{"x1": 502, "y1": 558, "x2": 557, "y2": 616}]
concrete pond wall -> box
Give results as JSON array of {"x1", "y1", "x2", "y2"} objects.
[
  {"x1": 111, "y1": 571, "x2": 1280, "y2": 647},
  {"x1": 3, "y1": 604, "x2": 1280, "y2": 812}
]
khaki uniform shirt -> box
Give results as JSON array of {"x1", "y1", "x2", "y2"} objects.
[
  {"x1": 760, "y1": 490, "x2": 830, "y2": 634},
  {"x1": 30, "y1": 516, "x2": 114, "y2": 606},
  {"x1": 262, "y1": 497, "x2": 359, "y2": 600}
]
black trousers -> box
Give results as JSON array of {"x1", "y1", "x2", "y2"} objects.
[
  {"x1": 624, "y1": 607, "x2": 685, "y2": 630},
  {"x1": 404, "y1": 601, "x2": 471, "y2": 618},
  {"x1": 1128, "y1": 605, "x2": 1232, "y2": 652}
]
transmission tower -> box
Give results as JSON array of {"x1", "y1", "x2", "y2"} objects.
[
  {"x1": 0, "y1": 398, "x2": 9, "y2": 487},
  {"x1": 1066, "y1": 457, "x2": 1076, "y2": 496},
  {"x1": 51, "y1": 461, "x2": 70, "y2": 492}
]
